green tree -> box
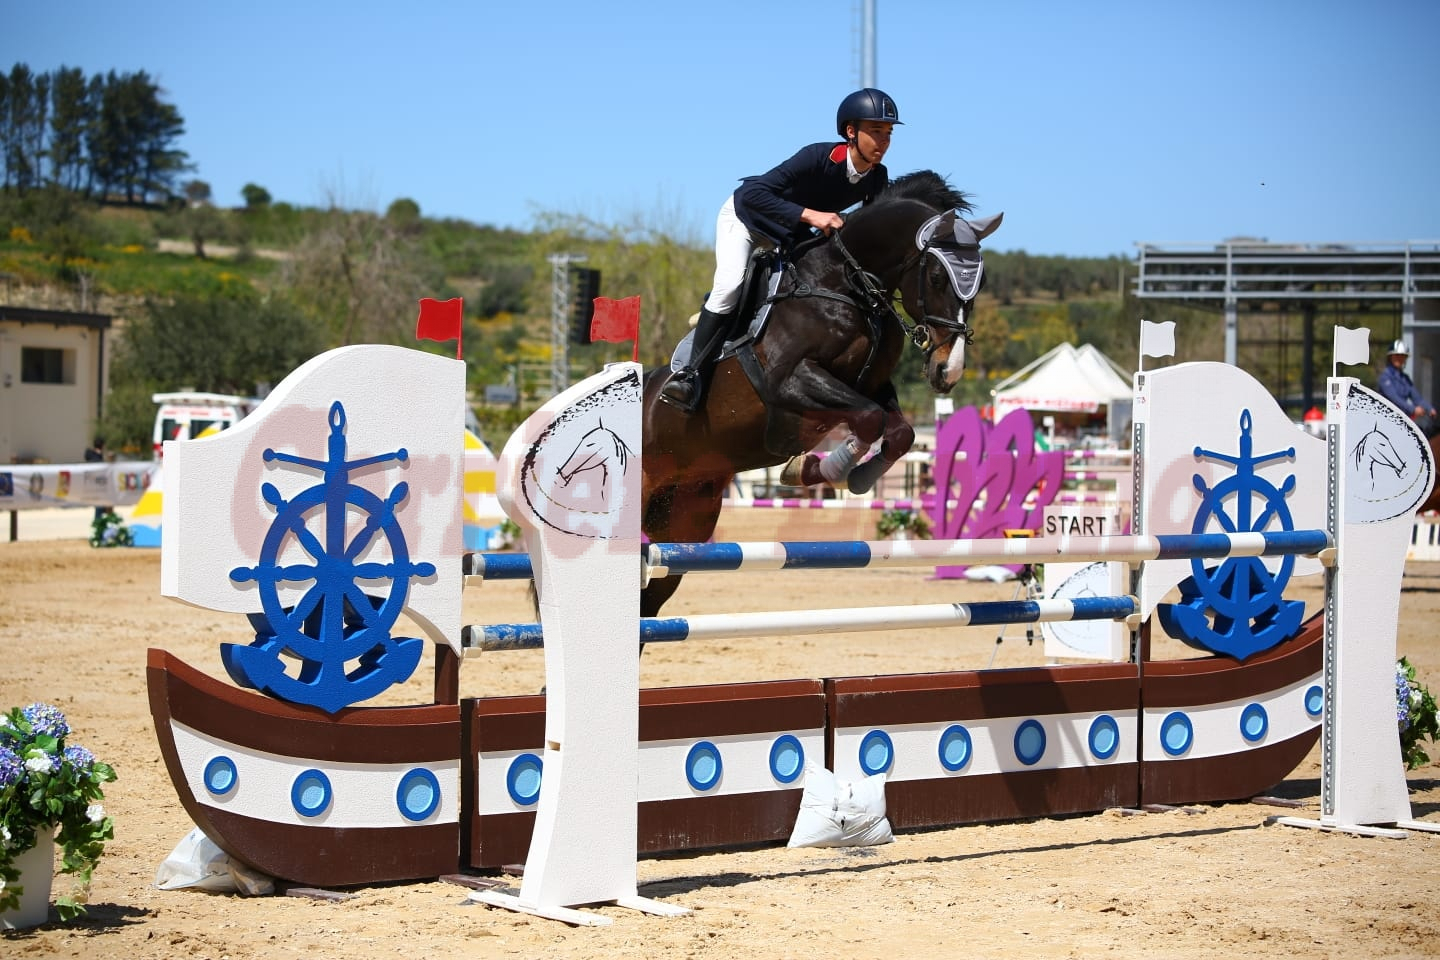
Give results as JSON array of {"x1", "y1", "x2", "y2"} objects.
[
  {"x1": 2, "y1": 64, "x2": 47, "y2": 192},
  {"x1": 241, "y1": 182, "x2": 271, "y2": 210},
  {"x1": 159, "y1": 180, "x2": 228, "y2": 258},
  {"x1": 474, "y1": 258, "x2": 532, "y2": 318},
  {"x1": 385, "y1": 197, "x2": 421, "y2": 234},
  {"x1": 532, "y1": 208, "x2": 710, "y2": 369},
  {"x1": 282, "y1": 202, "x2": 445, "y2": 345},
  {"x1": 84, "y1": 69, "x2": 188, "y2": 204},
  {"x1": 47, "y1": 66, "x2": 90, "y2": 191},
  {"x1": 101, "y1": 291, "x2": 327, "y2": 452}
]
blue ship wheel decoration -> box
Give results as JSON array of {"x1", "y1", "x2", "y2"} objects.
[
  {"x1": 222, "y1": 401, "x2": 433, "y2": 713},
  {"x1": 1157, "y1": 410, "x2": 1306, "y2": 660}
]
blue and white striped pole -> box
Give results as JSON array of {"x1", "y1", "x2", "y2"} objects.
[
  {"x1": 642, "y1": 530, "x2": 1331, "y2": 578},
  {"x1": 463, "y1": 530, "x2": 1332, "y2": 585},
  {"x1": 464, "y1": 594, "x2": 1139, "y2": 653}
]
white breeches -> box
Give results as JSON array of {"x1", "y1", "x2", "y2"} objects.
[{"x1": 705, "y1": 195, "x2": 755, "y2": 314}]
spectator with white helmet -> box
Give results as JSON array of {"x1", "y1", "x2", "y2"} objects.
[{"x1": 1377, "y1": 339, "x2": 1437, "y2": 437}]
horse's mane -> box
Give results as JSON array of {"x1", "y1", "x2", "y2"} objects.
[{"x1": 878, "y1": 170, "x2": 973, "y2": 215}]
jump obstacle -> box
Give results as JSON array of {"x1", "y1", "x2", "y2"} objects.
[{"x1": 145, "y1": 329, "x2": 1437, "y2": 925}]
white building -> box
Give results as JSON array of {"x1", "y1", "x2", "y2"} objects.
[{"x1": 0, "y1": 306, "x2": 113, "y2": 464}]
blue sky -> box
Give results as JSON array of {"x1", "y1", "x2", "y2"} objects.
[{"x1": 8, "y1": 0, "x2": 1439, "y2": 257}]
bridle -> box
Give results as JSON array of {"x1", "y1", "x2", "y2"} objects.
[
  {"x1": 828, "y1": 225, "x2": 978, "y2": 361},
  {"x1": 761, "y1": 210, "x2": 982, "y2": 384}
]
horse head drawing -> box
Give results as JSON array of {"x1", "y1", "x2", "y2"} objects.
[{"x1": 1351, "y1": 424, "x2": 1406, "y2": 487}]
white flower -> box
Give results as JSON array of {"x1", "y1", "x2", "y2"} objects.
[
  {"x1": 24, "y1": 754, "x2": 54, "y2": 773},
  {"x1": 86, "y1": 803, "x2": 105, "y2": 823}
]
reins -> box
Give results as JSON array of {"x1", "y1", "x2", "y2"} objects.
[{"x1": 759, "y1": 220, "x2": 978, "y2": 385}]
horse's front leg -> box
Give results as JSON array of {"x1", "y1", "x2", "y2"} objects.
[
  {"x1": 772, "y1": 360, "x2": 888, "y2": 488},
  {"x1": 846, "y1": 382, "x2": 914, "y2": 495}
]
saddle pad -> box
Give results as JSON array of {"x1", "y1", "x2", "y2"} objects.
[{"x1": 668, "y1": 266, "x2": 788, "y2": 371}]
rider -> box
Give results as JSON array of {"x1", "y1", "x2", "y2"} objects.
[
  {"x1": 1378, "y1": 338, "x2": 1438, "y2": 437},
  {"x1": 659, "y1": 88, "x2": 902, "y2": 413}
]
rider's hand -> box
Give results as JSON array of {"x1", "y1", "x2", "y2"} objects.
[{"x1": 801, "y1": 209, "x2": 845, "y2": 235}]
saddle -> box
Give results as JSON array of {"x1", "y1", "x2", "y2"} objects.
[
  {"x1": 668, "y1": 247, "x2": 785, "y2": 372},
  {"x1": 666, "y1": 236, "x2": 871, "y2": 457}
]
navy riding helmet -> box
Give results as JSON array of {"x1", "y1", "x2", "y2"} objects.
[{"x1": 836, "y1": 88, "x2": 902, "y2": 138}]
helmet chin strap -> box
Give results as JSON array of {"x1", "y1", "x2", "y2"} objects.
[{"x1": 848, "y1": 131, "x2": 877, "y2": 168}]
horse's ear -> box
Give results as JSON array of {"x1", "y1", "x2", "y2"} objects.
[
  {"x1": 969, "y1": 212, "x2": 1003, "y2": 242},
  {"x1": 916, "y1": 211, "x2": 958, "y2": 249}
]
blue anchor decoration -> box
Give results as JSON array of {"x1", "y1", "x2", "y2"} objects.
[
  {"x1": 223, "y1": 401, "x2": 433, "y2": 713},
  {"x1": 1157, "y1": 410, "x2": 1306, "y2": 660}
]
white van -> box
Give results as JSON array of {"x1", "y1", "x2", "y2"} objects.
[
  {"x1": 151, "y1": 391, "x2": 484, "y2": 459},
  {"x1": 151, "y1": 392, "x2": 262, "y2": 458}
]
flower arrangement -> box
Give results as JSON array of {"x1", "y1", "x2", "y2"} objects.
[
  {"x1": 496, "y1": 518, "x2": 523, "y2": 550},
  {"x1": 876, "y1": 508, "x2": 931, "y2": 540},
  {"x1": 1397, "y1": 657, "x2": 1439, "y2": 770},
  {"x1": 0, "y1": 703, "x2": 116, "y2": 921},
  {"x1": 89, "y1": 509, "x2": 134, "y2": 548}
]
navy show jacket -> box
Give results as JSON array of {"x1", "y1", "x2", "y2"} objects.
[{"x1": 732, "y1": 142, "x2": 889, "y2": 247}]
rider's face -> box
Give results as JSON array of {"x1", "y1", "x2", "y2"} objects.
[{"x1": 849, "y1": 120, "x2": 894, "y2": 167}]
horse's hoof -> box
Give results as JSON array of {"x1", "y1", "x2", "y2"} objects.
[{"x1": 780, "y1": 454, "x2": 819, "y2": 487}]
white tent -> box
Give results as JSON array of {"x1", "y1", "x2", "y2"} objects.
[{"x1": 991, "y1": 343, "x2": 1134, "y2": 445}]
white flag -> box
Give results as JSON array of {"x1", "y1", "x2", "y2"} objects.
[
  {"x1": 1139, "y1": 320, "x2": 1176, "y2": 359},
  {"x1": 1333, "y1": 325, "x2": 1370, "y2": 366}
]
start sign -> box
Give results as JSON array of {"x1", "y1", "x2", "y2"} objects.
[{"x1": 1041, "y1": 508, "x2": 1118, "y2": 537}]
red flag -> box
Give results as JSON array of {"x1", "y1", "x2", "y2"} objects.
[
  {"x1": 590, "y1": 295, "x2": 641, "y2": 358},
  {"x1": 415, "y1": 297, "x2": 464, "y2": 358}
]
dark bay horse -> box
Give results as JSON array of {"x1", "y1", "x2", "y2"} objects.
[
  {"x1": 1423, "y1": 433, "x2": 1440, "y2": 514},
  {"x1": 640, "y1": 171, "x2": 1002, "y2": 616}
]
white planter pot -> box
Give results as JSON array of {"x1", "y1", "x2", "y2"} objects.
[{"x1": 1, "y1": 834, "x2": 54, "y2": 930}]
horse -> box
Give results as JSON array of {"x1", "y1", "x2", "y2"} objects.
[
  {"x1": 640, "y1": 170, "x2": 1002, "y2": 617},
  {"x1": 1423, "y1": 433, "x2": 1440, "y2": 514}
]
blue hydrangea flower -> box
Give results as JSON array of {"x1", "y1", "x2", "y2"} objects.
[
  {"x1": 64, "y1": 744, "x2": 96, "y2": 770},
  {"x1": 23, "y1": 702, "x2": 70, "y2": 740},
  {"x1": 1397, "y1": 665, "x2": 1416, "y2": 733},
  {"x1": 0, "y1": 745, "x2": 21, "y2": 789}
]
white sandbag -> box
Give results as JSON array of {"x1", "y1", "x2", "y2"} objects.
[
  {"x1": 154, "y1": 826, "x2": 274, "y2": 895},
  {"x1": 786, "y1": 763, "x2": 894, "y2": 848}
]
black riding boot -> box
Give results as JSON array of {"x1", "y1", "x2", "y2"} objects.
[{"x1": 660, "y1": 307, "x2": 732, "y2": 412}]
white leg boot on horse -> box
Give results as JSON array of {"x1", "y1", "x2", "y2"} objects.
[
  {"x1": 780, "y1": 434, "x2": 867, "y2": 489},
  {"x1": 779, "y1": 400, "x2": 915, "y2": 496},
  {"x1": 660, "y1": 307, "x2": 733, "y2": 414}
]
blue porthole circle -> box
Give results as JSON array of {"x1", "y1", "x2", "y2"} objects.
[
  {"x1": 1304, "y1": 684, "x2": 1324, "y2": 718},
  {"x1": 290, "y1": 769, "x2": 333, "y2": 818},
  {"x1": 686, "y1": 741, "x2": 723, "y2": 792},
  {"x1": 396, "y1": 768, "x2": 442, "y2": 822},
  {"x1": 1088, "y1": 714, "x2": 1120, "y2": 760},
  {"x1": 938, "y1": 724, "x2": 973, "y2": 772},
  {"x1": 1239, "y1": 703, "x2": 1269, "y2": 743},
  {"x1": 1160, "y1": 711, "x2": 1194, "y2": 757},
  {"x1": 506, "y1": 753, "x2": 543, "y2": 806},
  {"x1": 769, "y1": 734, "x2": 805, "y2": 784},
  {"x1": 203, "y1": 755, "x2": 238, "y2": 796},
  {"x1": 858, "y1": 729, "x2": 894, "y2": 776},
  {"x1": 1014, "y1": 719, "x2": 1047, "y2": 766}
]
